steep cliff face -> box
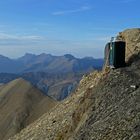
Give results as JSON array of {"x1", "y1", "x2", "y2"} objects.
[{"x1": 9, "y1": 28, "x2": 140, "y2": 140}]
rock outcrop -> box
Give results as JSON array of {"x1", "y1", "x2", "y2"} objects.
[{"x1": 117, "y1": 28, "x2": 140, "y2": 61}]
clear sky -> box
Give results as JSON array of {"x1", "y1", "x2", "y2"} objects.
[{"x1": 0, "y1": 0, "x2": 140, "y2": 58}]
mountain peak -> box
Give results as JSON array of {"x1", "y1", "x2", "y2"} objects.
[
  {"x1": 64, "y1": 54, "x2": 75, "y2": 60},
  {"x1": 23, "y1": 53, "x2": 36, "y2": 57},
  {"x1": 38, "y1": 53, "x2": 53, "y2": 58},
  {"x1": 18, "y1": 53, "x2": 37, "y2": 63},
  {"x1": 25, "y1": 53, "x2": 35, "y2": 56}
]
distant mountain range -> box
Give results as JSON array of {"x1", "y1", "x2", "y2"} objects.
[
  {"x1": 0, "y1": 53, "x2": 103, "y2": 73},
  {"x1": 0, "y1": 53, "x2": 103, "y2": 100}
]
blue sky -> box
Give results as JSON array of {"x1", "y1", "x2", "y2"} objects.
[{"x1": 0, "y1": 0, "x2": 140, "y2": 58}]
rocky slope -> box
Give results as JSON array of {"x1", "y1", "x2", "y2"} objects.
[
  {"x1": 9, "y1": 28, "x2": 140, "y2": 140},
  {"x1": 0, "y1": 78, "x2": 56, "y2": 140},
  {"x1": 73, "y1": 54, "x2": 140, "y2": 140}
]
